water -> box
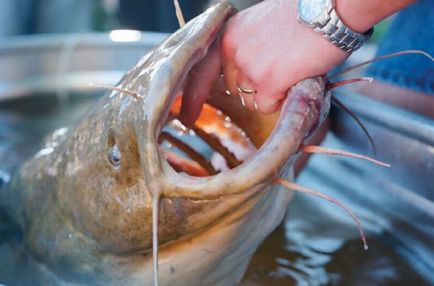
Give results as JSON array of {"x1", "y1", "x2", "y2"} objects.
[
  {"x1": 0, "y1": 93, "x2": 430, "y2": 285},
  {"x1": 242, "y1": 194, "x2": 430, "y2": 286}
]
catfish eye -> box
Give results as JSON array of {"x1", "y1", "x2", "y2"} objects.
[{"x1": 108, "y1": 145, "x2": 121, "y2": 168}]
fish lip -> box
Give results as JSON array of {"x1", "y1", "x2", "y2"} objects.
[{"x1": 131, "y1": 2, "x2": 330, "y2": 201}]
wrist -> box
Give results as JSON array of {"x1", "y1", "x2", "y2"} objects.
[
  {"x1": 288, "y1": 0, "x2": 345, "y2": 55},
  {"x1": 296, "y1": 0, "x2": 373, "y2": 53}
]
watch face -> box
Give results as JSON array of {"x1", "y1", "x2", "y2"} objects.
[{"x1": 298, "y1": 0, "x2": 327, "y2": 23}]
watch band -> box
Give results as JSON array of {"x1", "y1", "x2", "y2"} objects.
[
  {"x1": 316, "y1": 7, "x2": 374, "y2": 53},
  {"x1": 297, "y1": 0, "x2": 374, "y2": 54}
]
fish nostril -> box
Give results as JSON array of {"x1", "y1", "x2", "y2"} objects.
[
  {"x1": 108, "y1": 145, "x2": 121, "y2": 168},
  {"x1": 107, "y1": 129, "x2": 121, "y2": 169}
]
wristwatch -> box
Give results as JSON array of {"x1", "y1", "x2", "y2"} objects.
[{"x1": 296, "y1": 0, "x2": 374, "y2": 53}]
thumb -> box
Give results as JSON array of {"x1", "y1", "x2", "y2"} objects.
[{"x1": 179, "y1": 41, "x2": 222, "y2": 126}]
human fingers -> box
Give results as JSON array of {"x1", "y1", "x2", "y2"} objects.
[
  {"x1": 179, "y1": 41, "x2": 222, "y2": 126},
  {"x1": 253, "y1": 78, "x2": 286, "y2": 113},
  {"x1": 221, "y1": 26, "x2": 259, "y2": 111},
  {"x1": 254, "y1": 90, "x2": 284, "y2": 113},
  {"x1": 221, "y1": 20, "x2": 241, "y2": 99},
  {"x1": 236, "y1": 73, "x2": 257, "y2": 111}
]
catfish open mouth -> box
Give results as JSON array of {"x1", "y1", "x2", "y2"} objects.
[
  {"x1": 158, "y1": 81, "x2": 280, "y2": 178},
  {"x1": 128, "y1": 1, "x2": 330, "y2": 201},
  {"x1": 152, "y1": 5, "x2": 300, "y2": 180},
  {"x1": 151, "y1": 59, "x2": 329, "y2": 200}
]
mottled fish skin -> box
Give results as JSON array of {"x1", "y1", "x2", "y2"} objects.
[{"x1": 0, "y1": 1, "x2": 330, "y2": 285}]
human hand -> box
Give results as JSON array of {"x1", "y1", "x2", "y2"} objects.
[
  {"x1": 180, "y1": 0, "x2": 347, "y2": 126},
  {"x1": 221, "y1": 0, "x2": 348, "y2": 113}
]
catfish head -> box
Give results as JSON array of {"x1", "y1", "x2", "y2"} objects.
[{"x1": 1, "y1": 2, "x2": 330, "y2": 285}]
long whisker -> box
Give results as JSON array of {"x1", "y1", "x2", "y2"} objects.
[
  {"x1": 327, "y1": 77, "x2": 373, "y2": 90},
  {"x1": 275, "y1": 179, "x2": 368, "y2": 250},
  {"x1": 331, "y1": 96, "x2": 377, "y2": 157},
  {"x1": 329, "y1": 50, "x2": 434, "y2": 79},
  {"x1": 152, "y1": 194, "x2": 161, "y2": 286},
  {"x1": 173, "y1": 0, "x2": 186, "y2": 28},
  {"x1": 88, "y1": 83, "x2": 140, "y2": 99},
  {"x1": 300, "y1": 145, "x2": 390, "y2": 167}
]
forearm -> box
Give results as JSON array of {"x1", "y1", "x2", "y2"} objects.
[
  {"x1": 336, "y1": 0, "x2": 416, "y2": 32},
  {"x1": 231, "y1": 0, "x2": 416, "y2": 29}
]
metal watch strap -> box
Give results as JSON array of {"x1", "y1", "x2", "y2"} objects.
[{"x1": 315, "y1": 7, "x2": 373, "y2": 53}]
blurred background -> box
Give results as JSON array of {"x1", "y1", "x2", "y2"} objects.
[
  {"x1": 0, "y1": 0, "x2": 389, "y2": 36},
  {"x1": 0, "y1": 0, "x2": 210, "y2": 36}
]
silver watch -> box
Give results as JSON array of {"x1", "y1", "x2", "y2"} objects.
[{"x1": 296, "y1": 0, "x2": 373, "y2": 53}]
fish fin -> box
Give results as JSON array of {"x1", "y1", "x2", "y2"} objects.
[
  {"x1": 300, "y1": 145, "x2": 390, "y2": 167},
  {"x1": 174, "y1": 0, "x2": 186, "y2": 28},
  {"x1": 275, "y1": 179, "x2": 369, "y2": 250}
]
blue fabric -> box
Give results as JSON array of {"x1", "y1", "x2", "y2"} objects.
[{"x1": 366, "y1": 0, "x2": 434, "y2": 95}]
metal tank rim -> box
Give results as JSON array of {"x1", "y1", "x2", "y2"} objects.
[{"x1": 0, "y1": 32, "x2": 168, "y2": 101}]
